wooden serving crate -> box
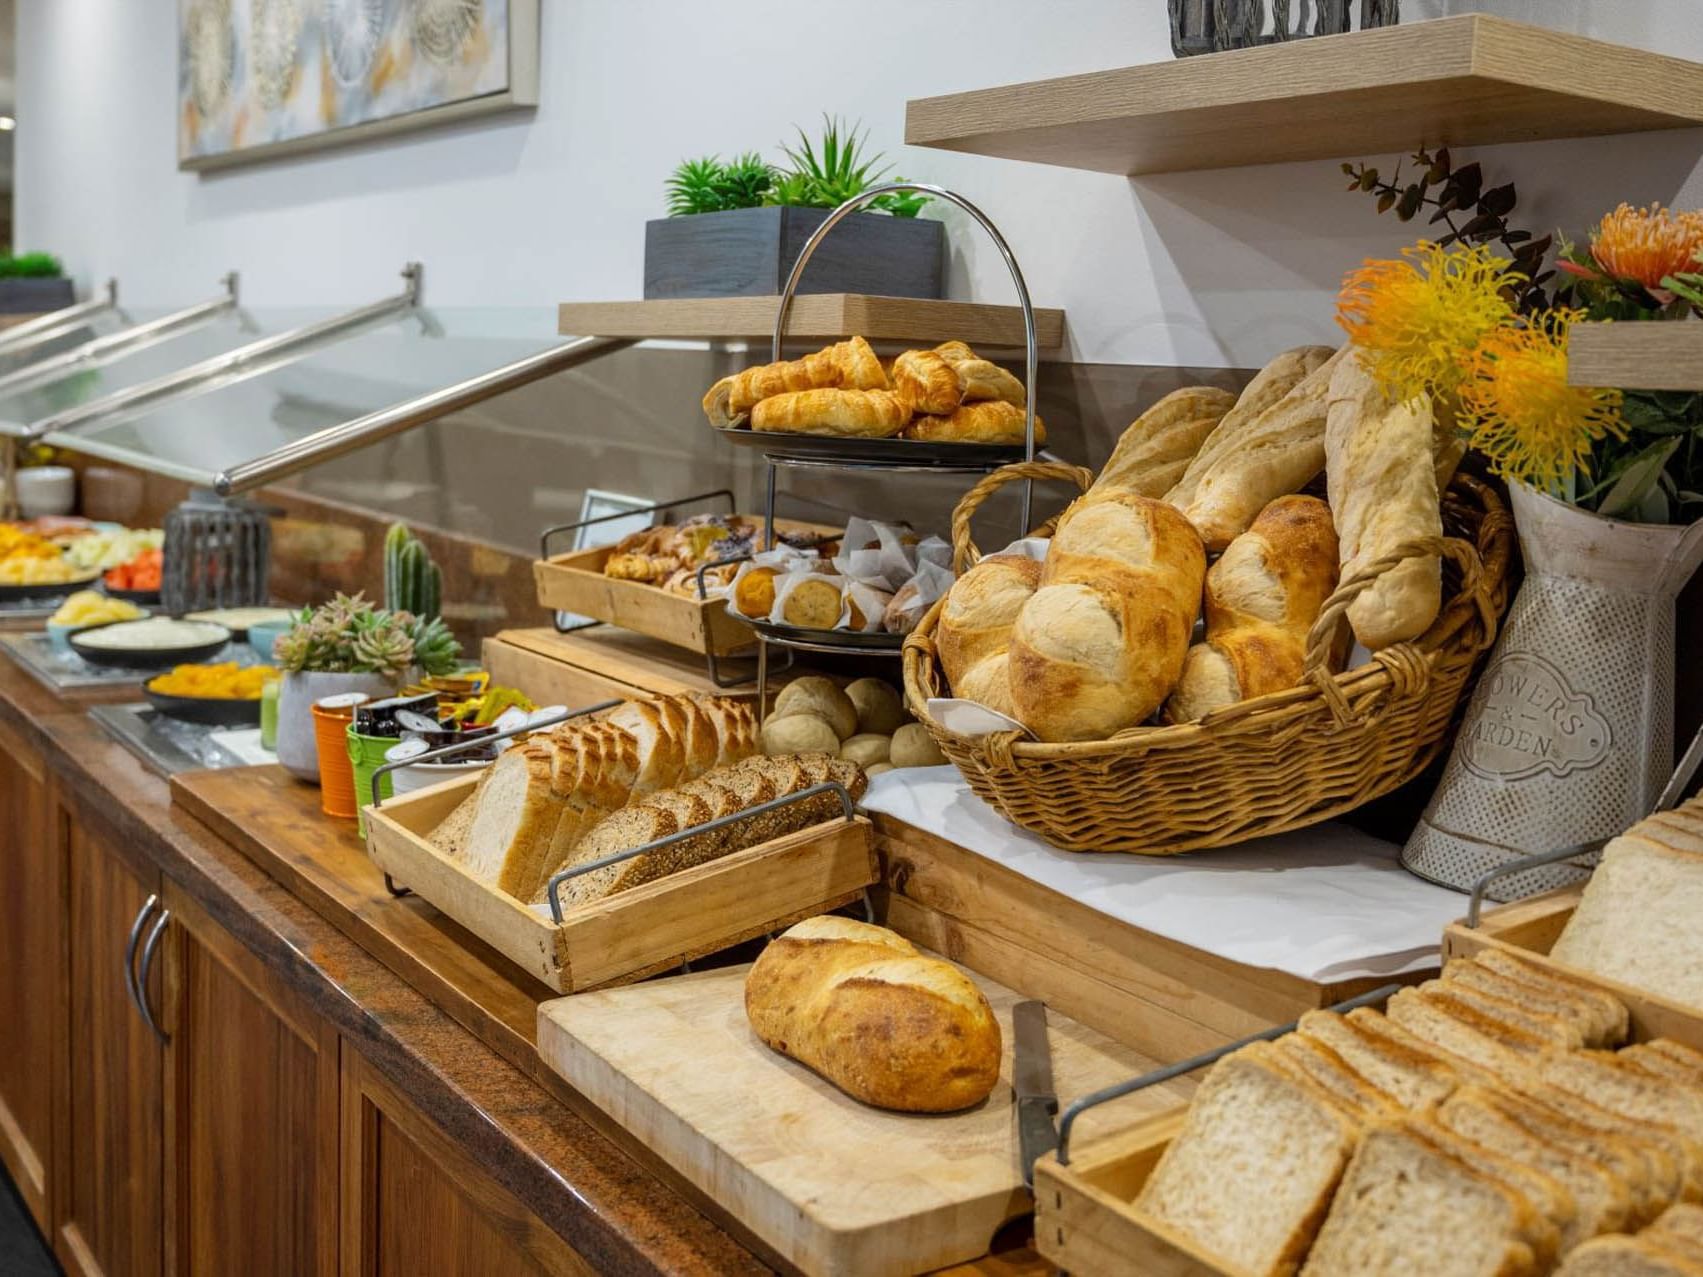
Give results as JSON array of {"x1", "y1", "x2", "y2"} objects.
[
  {"x1": 1443, "y1": 887, "x2": 1703, "y2": 1051},
  {"x1": 364, "y1": 773, "x2": 879, "y2": 994},
  {"x1": 532, "y1": 517, "x2": 839, "y2": 656},
  {"x1": 1034, "y1": 1110, "x2": 1238, "y2": 1277}
]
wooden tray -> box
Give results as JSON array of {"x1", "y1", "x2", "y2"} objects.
[
  {"x1": 531, "y1": 517, "x2": 840, "y2": 656},
  {"x1": 364, "y1": 773, "x2": 879, "y2": 993},
  {"x1": 536, "y1": 960, "x2": 1193, "y2": 1277},
  {"x1": 1034, "y1": 1110, "x2": 1236, "y2": 1277},
  {"x1": 1443, "y1": 887, "x2": 1703, "y2": 1050}
]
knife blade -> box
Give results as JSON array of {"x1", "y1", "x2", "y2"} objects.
[{"x1": 1013, "y1": 999, "x2": 1059, "y2": 1186}]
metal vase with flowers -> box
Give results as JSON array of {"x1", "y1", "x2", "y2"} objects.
[{"x1": 1403, "y1": 483, "x2": 1703, "y2": 899}]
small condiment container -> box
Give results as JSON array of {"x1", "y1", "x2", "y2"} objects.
[{"x1": 311, "y1": 692, "x2": 370, "y2": 819}]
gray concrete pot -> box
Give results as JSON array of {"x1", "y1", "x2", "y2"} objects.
[{"x1": 275, "y1": 669, "x2": 406, "y2": 783}]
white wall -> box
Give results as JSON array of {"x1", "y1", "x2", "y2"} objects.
[{"x1": 16, "y1": 0, "x2": 1703, "y2": 370}]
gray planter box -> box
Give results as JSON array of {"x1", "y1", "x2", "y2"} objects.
[
  {"x1": 644, "y1": 206, "x2": 944, "y2": 300},
  {"x1": 0, "y1": 278, "x2": 74, "y2": 314}
]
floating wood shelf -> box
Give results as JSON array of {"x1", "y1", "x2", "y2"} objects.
[
  {"x1": 1569, "y1": 322, "x2": 1703, "y2": 392},
  {"x1": 905, "y1": 15, "x2": 1703, "y2": 176},
  {"x1": 557, "y1": 294, "x2": 1065, "y2": 349}
]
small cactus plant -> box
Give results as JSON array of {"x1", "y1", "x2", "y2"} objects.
[{"x1": 384, "y1": 522, "x2": 442, "y2": 621}]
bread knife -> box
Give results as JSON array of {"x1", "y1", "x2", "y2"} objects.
[{"x1": 1013, "y1": 999, "x2": 1059, "y2": 1187}]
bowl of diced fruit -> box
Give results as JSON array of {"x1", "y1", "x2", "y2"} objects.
[
  {"x1": 102, "y1": 546, "x2": 163, "y2": 605},
  {"x1": 143, "y1": 661, "x2": 279, "y2": 726},
  {"x1": 46, "y1": 590, "x2": 148, "y2": 651},
  {"x1": 0, "y1": 524, "x2": 100, "y2": 600}
]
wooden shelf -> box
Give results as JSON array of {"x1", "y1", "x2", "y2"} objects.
[
  {"x1": 905, "y1": 15, "x2": 1703, "y2": 176},
  {"x1": 1569, "y1": 322, "x2": 1703, "y2": 392},
  {"x1": 557, "y1": 293, "x2": 1065, "y2": 349}
]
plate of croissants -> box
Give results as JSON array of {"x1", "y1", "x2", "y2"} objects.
[{"x1": 701, "y1": 336, "x2": 1045, "y2": 465}]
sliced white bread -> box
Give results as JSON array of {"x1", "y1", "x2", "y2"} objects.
[
  {"x1": 1555, "y1": 1234, "x2": 1703, "y2": 1276},
  {"x1": 1645, "y1": 1041, "x2": 1703, "y2": 1087},
  {"x1": 1538, "y1": 1052, "x2": 1703, "y2": 1145},
  {"x1": 1136, "y1": 1041, "x2": 1361, "y2": 1277},
  {"x1": 428, "y1": 791, "x2": 478, "y2": 860},
  {"x1": 1527, "y1": 1078, "x2": 1699, "y2": 1210},
  {"x1": 605, "y1": 698, "x2": 688, "y2": 794},
  {"x1": 1480, "y1": 1086, "x2": 1665, "y2": 1230},
  {"x1": 1296, "y1": 1010, "x2": 1458, "y2": 1111},
  {"x1": 1422, "y1": 1120, "x2": 1571, "y2": 1272},
  {"x1": 458, "y1": 744, "x2": 565, "y2": 897},
  {"x1": 1298, "y1": 1119, "x2": 1544, "y2": 1277},
  {"x1": 1439, "y1": 1085, "x2": 1634, "y2": 1250},
  {"x1": 1472, "y1": 948, "x2": 1629, "y2": 1047},
  {"x1": 1345, "y1": 1007, "x2": 1506, "y2": 1091},
  {"x1": 1269, "y1": 1035, "x2": 1399, "y2": 1119},
  {"x1": 1629, "y1": 1045, "x2": 1703, "y2": 1089},
  {"x1": 1418, "y1": 976, "x2": 1584, "y2": 1052},
  {"x1": 1549, "y1": 807, "x2": 1703, "y2": 1009},
  {"x1": 1445, "y1": 957, "x2": 1622, "y2": 1049},
  {"x1": 1386, "y1": 988, "x2": 1544, "y2": 1082}
]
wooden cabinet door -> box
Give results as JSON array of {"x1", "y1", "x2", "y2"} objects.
[
  {"x1": 0, "y1": 719, "x2": 59, "y2": 1231},
  {"x1": 158, "y1": 885, "x2": 340, "y2": 1277},
  {"x1": 56, "y1": 811, "x2": 163, "y2": 1277},
  {"x1": 340, "y1": 1052, "x2": 591, "y2": 1277}
]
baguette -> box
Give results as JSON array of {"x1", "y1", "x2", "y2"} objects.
[
  {"x1": 1092, "y1": 386, "x2": 1237, "y2": 498},
  {"x1": 702, "y1": 336, "x2": 886, "y2": 428},
  {"x1": 1324, "y1": 348, "x2": 1442, "y2": 649},
  {"x1": 743, "y1": 916, "x2": 1001, "y2": 1113},
  {"x1": 750, "y1": 387, "x2": 910, "y2": 438}
]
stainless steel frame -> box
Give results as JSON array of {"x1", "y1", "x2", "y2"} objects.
[
  {"x1": 0, "y1": 273, "x2": 242, "y2": 429},
  {"x1": 0, "y1": 278, "x2": 119, "y2": 357}
]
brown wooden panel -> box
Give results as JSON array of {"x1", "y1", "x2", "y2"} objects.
[
  {"x1": 1569, "y1": 321, "x2": 1703, "y2": 392},
  {"x1": 56, "y1": 811, "x2": 162, "y2": 1277},
  {"x1": 341, "y1": 1052, "x2": 592, "y2": 1277},
  {"x1": 0, "y1": 727, "x2": 58, "y2": 1229},
  {"x1": 162, "y1": 885, "x2": 340, "y2": 1277}
]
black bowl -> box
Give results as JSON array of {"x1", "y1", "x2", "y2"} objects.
[
  {"x1": 142, "y1": 684, "x2": 262, "y2": 727},
  {"x1": 69, "y1": 621, "x2": 232, "y2": 670},
  {"x1": 0, "y1": 573, "x2": 101, "y2": 602},
  {"x1": 101, "y1": 582, "x2": 162, "y2": 607}
]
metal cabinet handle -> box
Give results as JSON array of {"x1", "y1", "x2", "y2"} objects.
[
  {"x1": 124, "y1": 894, "x2": 160, "y2": 1026},
  {"x1": 136, "y1": 909, "x2": 171, "y2": 1043}
]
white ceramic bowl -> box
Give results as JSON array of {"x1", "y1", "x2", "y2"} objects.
[
  {"x1": 390, "y1": 757, "x2": 491, "y2": 796},
  {"x1": 16, "y1": 466, "x2": 76, "y2": 519}
]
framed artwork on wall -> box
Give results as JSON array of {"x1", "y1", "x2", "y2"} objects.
[{"x1": 178, "y1": 0, "x2": 540, "y2": 171}]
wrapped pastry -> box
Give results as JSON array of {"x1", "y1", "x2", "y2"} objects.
[{"x1": 773, "y1": 572, "x2": 851, "y2": 630}]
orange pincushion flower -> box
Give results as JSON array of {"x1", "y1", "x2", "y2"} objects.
[
  {"x1": 1589, "y1": 203, "x2": 1703, "y2": 289},
  {"x1": 1460, "y1": 310, "x2": 1625, "y2": 491}
]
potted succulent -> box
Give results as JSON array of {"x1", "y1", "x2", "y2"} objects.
[
  {"x1": 271, "y1": 592, "x2": 461, "y2": 783},
  {"x1": 0, "y1": 253, "x2": 74, "y2": 314},
  {"x1": 644, "y1": 116, "x2": 942, "y2": 300}
]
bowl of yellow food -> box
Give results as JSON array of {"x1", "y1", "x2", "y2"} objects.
[
  {"x1": 46, "y1": 590, "x2": 148, "y2": 651},
  {"x1": 143, "y1": 661, "x2": 279, "y2": 726},
  {"x1": 0, "y1": 539, "x2": 100, "y2": 601}
]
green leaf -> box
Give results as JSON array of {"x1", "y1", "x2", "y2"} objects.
[{"x1": 1596, "y1": 436, "x2": 1681, "y2": 519}]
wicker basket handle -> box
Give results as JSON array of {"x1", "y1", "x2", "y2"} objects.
[
  {"x1": 950, "y1": 460, "x2": 1095, "y2": 574},
  {"x1": 1302, "y1": 535, "x2": 1483, "y2": 675}
]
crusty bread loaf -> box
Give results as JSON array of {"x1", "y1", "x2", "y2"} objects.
[
  {"x1": 937, "y1": 553, "x2": 1042, "y2": 699},
  {"x1": 1177, "y1": 347, "x2": 1347, "y2": 551},
  {"x1": 702, "y1": 336, "x2": 886, "y2": 428},
  {"x1": 1092, "y1": 386, "x2": 1237, "y2": 498},
  {"x1": 1549, "y1": 800, "x2": 1703, "y2": 1009},
  {"x1": 1167, "y1": 346, "x2": 1336, "y2": 511},
  {"x1": 1299, "y1": 1118, "x2": 1546, "y2": 1277},
  {"x1": 750, "y1": 387, "x2": 910, "y2": 438},
  {"x1": 1324, "y1": 348, "x2": 1443, "y2": 649},
  {"x1": 1164, "y1": 494, "x2": 1339, "y2": 722},
  {"x1": 743, "y1": 916, "x2": 1001, "y2": 1113},
  {"x1": 905, "y1": 399, "x2": 1044, "y2": 445},
  {"x1": 1138, "y1": 1041, "x2": 1360, "y2": 1277},
  {"x1": 1008, "y1": 489, "x2": 1206, "y2": 741}
]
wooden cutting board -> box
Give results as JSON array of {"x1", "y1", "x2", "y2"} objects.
[{"x1": 536, "y1": 961, "x2": 1192, "y2": 1277}]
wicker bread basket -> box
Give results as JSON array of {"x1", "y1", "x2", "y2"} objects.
[{"x1": 901, "y1": 460, "x2": 1515, "y2": 854}]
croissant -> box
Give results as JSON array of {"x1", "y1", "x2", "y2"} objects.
[
  {"x1": 702, "y1": 336, "x2": 887, "y2": 428},
  {"x1": 906, "y1": 399, "x2": 1045, "y2": 446},
  {"x1": 931, "y1": 341, "x2": 1025, "y2": 406},
  {"x1": 750, "y1": 388, "x2": 911, "y2": 438},
  {"x1": 604, "y1": 552, "x2": 677, "y2": 583},
  {"x1": 892, "y1": 349, "x2": 962, "y2": 415}
]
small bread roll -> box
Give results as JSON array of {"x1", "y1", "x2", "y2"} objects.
[
  {"x1": 865, "y1": 762, "x2": 894, "y2": 777},
  {"x1": 844, "y1": 678, "x2": 906, "y2": 735},
  {"x1": 781, "y1": 578, "x2": 845, "y2": 630},
  {"x1": 774, "y1": 676, "x2": 858, "y2": 741},
  {"x1": 890, "y1": 723, "x2": 947, "y2": 768},
  {"x1": 735, "y1": 567, "x2": 777, "y2": 618},
  {"x1": 937, "y1": 554, "x2": 1043, "y2": 691},
  {"x1": 761, "y1": 713, "x2": 841, "y2": 757},
  {"x1": 840, "y1": 734, "x2": 892, "y2": 767}
]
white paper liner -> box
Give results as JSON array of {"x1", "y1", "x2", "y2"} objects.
[
  {"x1": 845, "y1": 581, "x2": 893, "y2": 633},
  {"x1": 885, "y1": 558, "x2": 955, "y2": 635},
  {"x1": 926, "y1": 698, "x2": 1032, "y2": 738},
  {"x1": 726, "y1": 546, "x2": 823, "y2": 620},
  {"x1": 859, "y1": 766, "x2": 1463, "y2": 983}
]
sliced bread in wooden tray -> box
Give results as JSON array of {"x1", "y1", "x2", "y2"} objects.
[{"x1": 365, "y1": 770, "x2": 877, "y2": 994}]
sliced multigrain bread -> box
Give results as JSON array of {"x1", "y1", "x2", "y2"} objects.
[
  {"x1": 539, "y1": 804, "x2": 677, "y2": 911},
  {"x1": 1472, "y1": 948, "x2": 1629, "y2": 1047},
  {"x1": 1386, "y1": 988, "x2": 1545, "y2": 1082},
  {"x1": 1439, "y1": 1085, "x2": 1634, "y2": 1250},
  {"x1": 1650, "y1": 1203, "x2": 1703, "y2": 1258},
  {"x1": 428, "y1": 790, "x2": 479, "y2": 859},
  {"x1": 459, "y1": 744, "x2": 566, "y2": 897},
  {"x1": 1419, "y1": 977, "x2": 1584, "y2": 1052},
  {"x1": 1445, "y1": 957, "x2": 1622, "y2": 1049},
  {"x1": 1297, "y1": 1010, "x2": 1459, "y2": 1111},
  {"x1": 1555, "y1": 1234, "x2": 1703, "y2": 1276},
  {"x1": 1298, "y1": 1118, "x2": 1545, "y2": 1277},
  {"x1": 1269, "y1": 1035, "x2": 1400, "y2": 1119},
  {"x1": 1480, "y1": 1086, "x2": 1666, "y2": 1229},
  {"x1": 1136, "y1": 1041, "x2": 1362, "y2": 1277},
  {"x1": 1345, "y1": 1007, "x2": 1506, "y2": 1091},
  {"x1": 1549, "y1": 807, "x2": 1703, "y2": 1009}
]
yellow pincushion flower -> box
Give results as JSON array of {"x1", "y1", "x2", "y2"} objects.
[
  {"x1": 1337, "y1": 242, "x2": 1522, "y2": 405},
  {"x1": 1460, "y1": 310, "x2": 1625, "y2": 492},
  {"x1": 1588, "y1": 203, "x2": 1703, "y2": 289}
]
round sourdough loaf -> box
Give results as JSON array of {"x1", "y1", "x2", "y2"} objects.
[{"x1": 937, "y1": 553, "x2": 1042, "y2": 690}]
